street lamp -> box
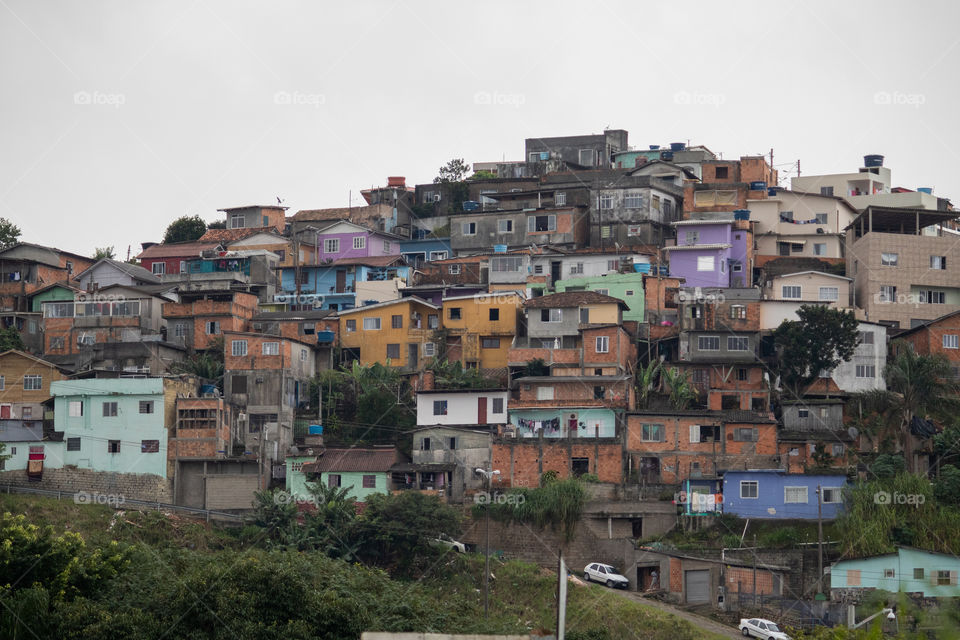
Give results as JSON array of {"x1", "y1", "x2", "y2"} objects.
[{"x1": 476, "y1": 468, "x2": 500, "y2": 618}]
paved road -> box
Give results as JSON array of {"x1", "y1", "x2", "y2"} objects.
[{"x1": 618, "y1": 591, "x2": 742, "y2": 639}]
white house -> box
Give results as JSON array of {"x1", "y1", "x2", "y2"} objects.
[{"x1": 416, "y1": 389, "x2": 509, "y2": 427}]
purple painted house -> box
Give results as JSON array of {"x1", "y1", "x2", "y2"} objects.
[
  {"x1": 664, "y1": 219, "x2": 752, "y2": 288},
  {"x1": 315, "y1": 221, "x2": 403, "y2": 262}
]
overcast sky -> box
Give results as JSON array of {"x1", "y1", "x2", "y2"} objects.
[{"x1": 2, "y1": 0, "x2": 958, "y2": 257}]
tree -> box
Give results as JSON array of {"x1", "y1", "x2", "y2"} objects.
[
  {"x1": 162, "y1": 215, "x2": 207, "y2": 244},
  {"x1": 934, "y1": 464, "x2": 960, "y2": 503},
  {"x1": 0, "y1": 327, "x2": 25, "y2": 352},
  {"x1": 207, "y1": 220, "x2": 226, "y2": 229},
  {"x1": 636, "y1": 358, "x2": 662, "y2": 410},
  {"x1": 0, "y1": 217, "x2": 20, "y2": 249},
  {"x1": 773, "y1": 305, "x2": 861, "y2": 398},
  {"x1": 660, "y1": 367, "x2": 697, "y2": 410},
  {"x1": 468, "y1": 169, "x2": 497, "y2": 180},
  {"x1": 93, "y1": 246, "x2": 115, "y2": 260},
  {"x1": 434, "y1": 158, "x2": 470, "y2": 184},
  {"x1": 433, "y1": 158, "x2": 470, "y2": 215}
]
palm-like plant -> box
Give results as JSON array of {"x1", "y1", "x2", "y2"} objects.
[
  {"x1": 636, "y1": 358, "x2": 662, "y2": 410},
  {"x1": 661, "y1": 367, "x2": 697, "y2": 410}
]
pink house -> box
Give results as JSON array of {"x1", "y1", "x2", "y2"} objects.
[{"x1": 314, "y1": 221, "x2": 403, "y2": 262}]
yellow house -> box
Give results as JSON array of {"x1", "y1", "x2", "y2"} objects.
[
  {"x1": 441, "y1": 291, "x2": 524, "y2": 369},
  {"x1": 0, "y1": 350, "x2": 69, "y2": 419},
  {"x1": 339, "y1": 297, "x2": 440, "y2": 368}
]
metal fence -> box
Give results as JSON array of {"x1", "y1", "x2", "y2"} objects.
[{"x1": 1, "y1": 483, "x2": 249, "y2": 524}]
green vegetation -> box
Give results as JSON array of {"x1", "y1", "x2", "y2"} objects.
[
  {"x1": 0, "y1": 493, "x2": 727, "y2": 640},
  {"x1": 474, "y1": 476, "x2": 586, "y2": 541},
  {"x1": 660, "y1": 366, "x2": 697, "y2": 410},
  {"x1": 163, "y1": 214, "x2": 209, "y2": 244},
  {"x1": 0, "y1": 326, "x2": 25, "y2": 352},
  {"x1": 0, "y1": 217, "x2": 20, "y2": 249},
  {"x1": 427, "y1": 358, "x2": 499, "y2": 389},
  {"x1": 92, "y1": 246, "x2": 115, "y2": 260},
  {"x1": 774, "y1": 305, "x2": 861, "y2": 399}
]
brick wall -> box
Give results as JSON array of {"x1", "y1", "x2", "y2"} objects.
[
  {"x1": 492, "y1": 439, "x2": 623, "y2": 487},
  {"x1": 669, "y1": 557, "x2": 682, "y2": 592},
  {"x1": 0, "y1": 467, "x2": 172, "y2": 502}
]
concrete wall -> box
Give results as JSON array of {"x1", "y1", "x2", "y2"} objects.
[
  {"x1": 416, "y1": 392, "x2": 509, "y2": 426},
  {"x1": 0, "y1": 466, "x2": 172, "y2": 502}
]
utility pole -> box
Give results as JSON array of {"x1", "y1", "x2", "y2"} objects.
[
  {"x1": 752, "y1": 535, "x2": 757, "y2": 606},
  {"x1": 484, "y1": 472, "x2": 491, "y2": 619},
  {"x1": 817, "y1": 484, "x2": 824, "y2": 595}
]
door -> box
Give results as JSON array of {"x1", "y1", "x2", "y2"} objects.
[
  {"x1": 408, "y1": 343, "x2": 418, "y2": 368},
  {"x1": 684, "y1": 569, "x2": 710, "y2": 604},
  {"x1": 335, "y1": 269, "x2": 346, "y2": 293},
  {"x1": 477, "y1": 397, "x2": 487, "y2": 424},
  {"x1": 550, "y1": 261, "x2": 562, "y2": 283},
  {"x1": 0, "y1": 405, "x2": 9, "y2": 419}
]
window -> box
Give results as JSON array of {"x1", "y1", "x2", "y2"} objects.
[
  {"x1": 232, "y1": 375, "x2": 247, "y2": 394},
  {"x1": 423, "y1": 342, "x2": 436, "y2": 357},
  {"x1": 734, "y1": 428, "x2": 758, "y2": 441},
  {"x1": 920, "y1": 290, "x2": 946, "y2": 304},
  {"x1": 727, "y1": 336, "x2": 749, "y2": 351},
  {"x1": 944, "y1": 335, "x2": 959, "y2": 349},
  {"x1": 481, "y1": 337, "x2": 500, "y2": 349},
  {"x1": 420, "y1": 437, "x2": 431, "y2": 450},
  {"x1": 108, "y1": 440, "x2": 121, "y2": 454},
  {"x1": 595, "y1": 288, "x2": 609, "y2": 296},
  {"x1": 433, "y1": 400, "x2": 447, "y2": 416},
  {"x1": 572, "y1": 458, "x2": 590, "y2": 476},
  {"x1": 262, "y1": 342, "x2": 279, "y2": 355},
  {"x1": 206, "y1": 321, "x2": 220, "y2": 335},
  {"x1": 328, "y1": 474, "x2": 341, "y2": 488},
  {"x1": 68, "y1": 401, "x2": 83, "y2": 417},
  {"x1": 363, "y1": 317, "x2": 381, "y2": 330},
  {"x1": 579, "y1": 149, "x2": 595, "y2": 166},
  {"x1": 492, "y1": 398, "x2": 504, "y2": 414},
  {"x1": 23, "y1": 375, "x2": 42, "y2": 391},
  {"x1": 346, "y1": 319, "x2": 356, "y2": 332},
  {"x1": 855, "y1": 365, "x2": 876, "y2": 378},
  {"x1": 67, "y1": 437, "x2": 81, "y2": 452},
  {"x1": 324, "y1": 238, "x2": 340, "y2": 254},
  {"x1": 595, "y1": 336, "x2": 609, "y2": 353},
  {"x1": 937, "y1": 570, "x2": 952, "y2": 586},
  {"x1": 782, "y1": 285, "x2": 801, "y2": 300},
  {"x1": 698, "y1": 336, "x2": 720, "y2": 351},
  {"x1": 740, "y1": 481, "x2": 758, "y2": 499},
  {"x1": 696, "y1": 255, "x2": 714, "y2": 271},
  {"x1": 429, "y1": 250, "x2": 448, "y2": 261},
  {"x1": 173, "y1": 322, "x2": 187, "y2": 339},
  {"x1": 488, "y1": 308, "x2": 499, "y2": 321},
  {"x1": 832, "y1": 443, "x2": 844, "y2": 457},
  {"x1": 813, "y1": 243, "x2": 827, "y2": 256},
  {"x1": 448, "y1": 264, "x2": 461, "y2": 275},
  {"x1": 784, "y1": 486, "x2": 808, "y2": 503},
  {"x1": 491, "y1": 256, "x2": 523, "y2": 272},
  {"x1": 229, "y1": 212, "x2": 244, "y2": 228},
  {"x1": 461, "y1": 222, "x2": 476, "y2": 236},
  {"x1": 914, "y1": 568, "x2": 925, "y2": 580},
  {"x1": 555, "y1": 192, "x2": 566, "y2": 206},
  {"x1": 0, "y1": 376, "x2": 3, "y2": 390},
  {"x1": 139, "y1": 401, "x2": 154, "y2": 414},
  {"x1": 536, "y1": 386, "x2": 554, "y2": 400},
  {"x1": 231, "y1": 340, "x2": 248, "y2": 356},
  {"x1": 579, "y1": 309, "x2": 589, "y2": 324},
  {"x1": 625, "y1": 290, "x2": 634, "y2": 296},
  {"x1": 847, "y1": 569, "x2": 861, "y2": 586},
  {"x1": 820, "y1": 186, "x2": 834, "y2": 197},
  {"x1": 641, "y1": 424, "x2": 664, "y2": 442},
  {"x1": 152, "y1": 262, "x2": 166, "y2": 275},
  {"x1": 390, "y1": 314, "x2": 403, "y2": 329},
  {"x1": 527, "y1": 215, "x2": 557, "y2": 232},
  {"x1": 730, "y1": 305, "x2": 746, "y2": 319},
  {"x1": 46, "y1": 336, "x2": 64, "y2": 350},
  {"x1": 821, "y1": 487, "x2": 842, "y2": 503},
  {"x1": 819, "y1": 287, "x2": 839, "y2": 302},
  {"x1": 883, "y1": 568, "x2": 895, "y2": 578},
  {"x1": 275, "y1": 250, "x2": 285, "y2": 262},
  {"x1": 881, "y1": 252, "x2": 899, "y2": 266},
  {"x1": 732, "y1": 262, "x2": 743, "y2": 272},
  {"x1": 879, "y1": 285, "x2": 897, "y2": 302},
  {"x1": 624, "y1": 192, "x2": 643, "y2": 208},
  {"x1": 428, "y1": 314, "x2": 439, "y2": 329},
  {"x1": 448, "y1": 307, "x2": 462, "y2": 320},
  {"x1": 652, "y1": 195, "x2": 662, "y2": 212},
  {"x1": 540, "y1": 308, "x2": 562, "y2": 322},
  {"x1": 798, "y1": 408, "x2": 810, "y2": 418},
  {"x1": 141, "y1": 440, "x2": 160, "y2": 453},
  {"x1": 351, "y1": 236, "x2": 366, "y2": 250},
  {"x1": 382, "y1": 240, "x2": 391, "y2": 253},
  {"x1": 570, "y1": 262, "x2": 584, "y2": 275},
  {"x1": 598, "y1": 194, "x2": 614, "y2": 210},
  {"x1": 102, "y1": 402, "x2": 118, "y2": 417},
  {"x1": 714, "y1": 166, "x2": 729, "y2": 180},
  {"x1": 607, "y1": 259, "x2": 619, "y2": 271},
  {"x1": 498, "y1": 219, "x2": 513, "y2": 233},
  {"x1": 815, "y1": 213, "x2": 828, "y2": 224},
  {"x1": 386, "y1": 344, "x2": 400, "y2": 359},
  {"x1": 362, "y1": 475, "x2": 376, "y2": 488},
  {"x1": 931, "y1": 255, "x2": 947, "y2": 270},
  {"x1": 690, "y1": 424, "x2": 720, "y2": 443}
]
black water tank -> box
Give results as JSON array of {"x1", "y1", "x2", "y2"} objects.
[
  {"x1": 670, "y1": 142, "x2": 686, "y2": 151},
  {"x1": 660, "y1": 151, "x2": 674, "y2": 161},
  {"x1": 864, "y1": 154, "x2": 884, "y2": 167}
]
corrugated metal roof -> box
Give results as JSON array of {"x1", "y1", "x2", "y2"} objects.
[{"x1": 301, "y1": 447, "x2": 398, "y2": 473}]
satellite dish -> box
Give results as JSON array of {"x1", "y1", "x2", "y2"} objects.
[{"x1": 848, "y1": 426, "x2": 859, "y2": 440}]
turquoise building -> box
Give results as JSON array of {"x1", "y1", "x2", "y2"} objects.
[
  {"x1": 299, "y1": 447, "x2": 399, "y2": 502},
  {"x1": 285, "y1": 455, "x2": 318, "y2": 499},
  {"x1": 51, "y1": 378, "x2": 169, "y2": 478},
  {"x1": 830, "y1": 548, "x2": 960, "y2": 598},
  {"x1": 555, "y1": 273, "x2": 646, "y2": 323}
]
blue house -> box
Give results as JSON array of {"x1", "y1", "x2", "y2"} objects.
[
  {"x1": 277, "y1": 256, "x2": 410, "y2": 311},
  {"x1": 830, "y1": 548, "x2": 960, "y2": 598},
  {"x1": 400, "y1": 236, "x2": 451, "y2": 267},
  {"x1": 721, "y1": 470, "x2": 847, "y2": 520}
]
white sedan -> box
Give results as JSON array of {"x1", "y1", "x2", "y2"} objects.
[
  {"x1": 739, "y1": 618, "x2": 790, "y2": 640},
  {"x1": 583, "y1": 563, "x2": 629, "y2": 589}
]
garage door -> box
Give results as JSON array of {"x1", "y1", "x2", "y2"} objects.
[{"x1": 684, "y1": 569, "x2": 710, "y2": 604}]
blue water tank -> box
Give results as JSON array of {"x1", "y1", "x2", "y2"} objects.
[
  {"x1": 863, "y1": 154, "x2": 884, "y2": 167},
  {"x1": 768, "y1": 187, "x2": 777, "y2": 196},
  {"x1": 733, "y1": 210, "x2": 751, "y2": 221},
  {"x1": 494, "y1": 244, "x2": 507, "y2": 253},
  {"x1": 462, "y1": 200, "x2": 479, "y2": 211},
  {"x1": 649, "y1": 145, "x2": 660, "y2": 150},
  {"x1": 749, "y1": 181, "x2": 766, "y2": 191},
  {"x1": 670, "y1": 142, "x2": 686, "y2": 151},
  {"x1": 308, "y1": 425, "x2": 324, "y2": 435},
  {"x1": 660, "y1": 151, "x2": 674, "y2": 161},
  {"x1": 316, "y1": 330, "x2": 335, "y2": 343},
  {"x1": 200, "y1": 384, "x2": 218, "y2": 396},
  {"x1": 918, "y1": 187, "x2": 933, "y2": 195}
]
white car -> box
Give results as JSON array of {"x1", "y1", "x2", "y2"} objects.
[
  {"x1": 430, "y1": 533, "x2": 466, "y2": 553},
  {"x1": 583, "y1": 562, "x2": 629, "y2": 589},
  {"x1": 739, "y1": 618, "x2": 790, "y2": 640}
]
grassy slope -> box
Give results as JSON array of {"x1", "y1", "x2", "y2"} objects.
[{"x1": 1, "y1": 494, "x2": 728, "y2": 639}]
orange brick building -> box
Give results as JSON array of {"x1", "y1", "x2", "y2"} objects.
[
  {"x1": 895, "y1": 310, "x2": 960, "y2": 375},
  {"x1": 491, "y1": 432, "x2": 623, "y2": 488},
  {"x1": 163, "y1": 291, "x2": 259, "y2": 351},
  {"x1": 0, "y1": 243, "x2": 94, "y2": 311}
]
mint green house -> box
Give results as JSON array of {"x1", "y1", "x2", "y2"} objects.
[
  {"x1": 28, "y1": 283, "x2": 81, "y2": 313},
  {"x1": 285, "y1": 455, "x2": 318, "y2": 499},
  {"x1": 300, "y1": 447, "x2": 399, "y2": 502},
  {"x1": 830, "y1": 548, "x2": 960, "y2": 598},
  {"x1": 555, "y1": 273, "x2": 646, "y2": 323},
  {"x1": 51, "y1": 378, "x2": 169, "y2": 478}
]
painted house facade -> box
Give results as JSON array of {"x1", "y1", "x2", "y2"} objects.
[
  {"x1": 301, "y1": 446, "x2": 400, "y2": 502},
  {"x1": 665, "y1": 219, "x2": 752, "y2": 289},
  {"x1": 830, "y1": 548, "x2": 960, "y2": 599},
  {"x1": 721, "y1": 470, "x2": 847, "y2": 520},
  {"x1": 136, "y1": 241, "x2": 221, "y2": 277},
  {"x1": 314, "y1": 221, "x2": 402, "y2": 262},
  {"x1": 416, "y1": 390, "x2": 510, "y2": 427},
  {"x1": 440, "y1": 292, "x2": 524, "y2": 370},
  {"x1": 0, "y1": 350, "x2": 68, "y2": 420},
  {"x1": 338, "y1": 297, "x2": 438, "y2": 369}
]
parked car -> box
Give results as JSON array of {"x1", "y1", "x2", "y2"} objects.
[
  {"x1": 739, "y1": 618, "x2": 790, "y2": 640},
  {"x1": 582, "y1": 563, "x2": 629, "y2": 589},
  {"x1": 430, "y1": 533, "x2": 466, "y2": 553}
]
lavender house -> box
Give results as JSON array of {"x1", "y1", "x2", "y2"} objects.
[
  {"x1": 664, "y1": 219, "x2": 752, "y2": 288},
  {"x1": 315, "y1": 221, "x2": 402, "y2": 262}
]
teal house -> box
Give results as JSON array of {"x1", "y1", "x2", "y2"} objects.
[
  {"x1": 51, "y1": 378, "x2": 169, "y2": 478},
  {"x1": 555, "y1": 273, "x2": 646, "y2": 323},
  {"x1": 285, "y1": 454, "x2": 319, "y2": 500},
  {"x1": 300, "y1": 446, "x2": 400, "y2": 502},
  {"x1": 830, "y1": 548, "x2": 960, "y2": 598},
  {"x1": 28, "y1": 282, "x2": 81, "y2": 313}
]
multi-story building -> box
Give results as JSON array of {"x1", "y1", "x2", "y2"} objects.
[
  {"x1": 219, "y1": 204, "x2": 287, "y2": 232},
  {"x1": 804, "y1": 321, "x2": 887, "y2": 395},
  {"x1": 0, "y1": 350, "x2": 68, "y2": 420},
  {"x1": 612, "y1": 143, "x2": 717, "y2": 178},
  {"x1": 338, "y1": 297, "x2": 439, "y2": 369},
  {"x1": 555, "y1": 272, "x2": 647, "y2": 323},
  {"x1": 683, "y1": 155, "x2": 777, "y2": 216},
  {"x1": 524, "y1": 129, "x2": 629, "y2": 170},
  {"x1": 312, "y1": 220, "x2": 403, "y2": 262},
  {"x1": 846, "y1": 207, "x2": 960, "y2": 328},
  {"x1": 439, "y1": 291, "x2": 524, "y2": 371},
  {"x1": 896, "y1": 310, "x2": 960, "y2": 378},
  {"x1": 162, "y1": 291, "x2": 259, "y2": 351},
  {"x1": 0, "y1": 243, "x2": 94, "y2": 312},
  {"x1": 73, "y1": 258, "x2": 162, "y2": 290},
  {"x1": 449, "y1": 206, "x2": 589, "y2": 254},
  {"x1": 276, "y1": 255, "x2": 410, "y2": 312},
  {"x1": 664, "y1": 218, "x2": 753, "y2": 289},
  {"x1": 136, "y1": 240, "x2": 221, "y2": 277},
  {"x1": 743, "y1": 190, "x2": 859, "y2": 261},
  {"x1": 161, "y1": 249, "x2": 280, "y2": 303},
  {"x1": 777, "y1": 399, "x2": 852, "y2": 474}
]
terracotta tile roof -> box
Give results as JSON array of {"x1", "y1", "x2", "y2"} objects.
[
  {"x1": 136, "y1": 241, "x2": 221, "y2": 260},
  {"x1": 198, "y1": 227, "x2": 275, "y2": 243},
  {"x1": 293, "y1": 203, "x2": 392, "y2": 222},
  {"x1": 301, "y1": 447, "x2": 398, "y2": 474},
  {"x1": 332, "y1": 255, "x2": 406, "y2": 267},
  {"x1": 523, "y1": 290, "x2": 627, "y2": 309}
]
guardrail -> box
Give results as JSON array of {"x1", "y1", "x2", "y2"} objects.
[{"x1": 1, "y1": 484, "x2": 250, "y2": 524}]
